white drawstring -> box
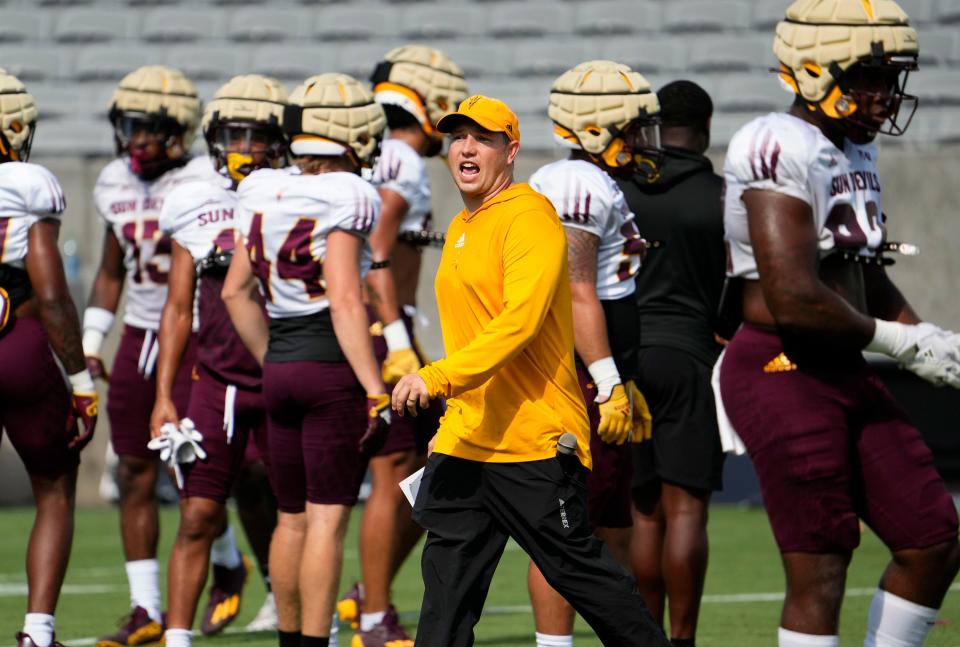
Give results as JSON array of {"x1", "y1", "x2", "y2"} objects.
[
  {"x1": 137, "y1": 330, "x2": 157, "y2": 377},
  {"x1": 223, "y1": 384, "x2": 237, "y2": 445}
]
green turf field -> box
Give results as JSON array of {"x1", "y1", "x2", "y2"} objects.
[{"x1": 0, "y1": 505, "x2": 957, "y2": 646}]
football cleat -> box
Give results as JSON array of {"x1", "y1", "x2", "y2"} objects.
[
  {"x1": 245, "y1": 592, "x2": 278, "y2": 632},
  {"x1": 284, "y1": 73, "x2": 386, "y2": 169},
  {"x1": 16, "y1": 633, "x2": 67, "y2": 647},
  {"x1": 96, "y1": 606, "x2": 164, "y2": 647},
  {"x1": 337, "y1": 582, "x2": 364, "y2": 629},
  {"x1": 0, "y1": 68, "x2": 37, "y2": 163},
  {"x1": 200, "y1": 553, "x2": 250, "y2": 635},
  {"x1": 351, "y1": 607, "x2": 413, "y2": 647},
  {"x1": 549, "y1": 60, "x2": 662, "y2": 177}
]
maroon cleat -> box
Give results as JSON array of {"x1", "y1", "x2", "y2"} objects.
[
  {"x1": 16, "y1": 632, "x2": 67, "y2": 647},
  {"x1": 200, "y1": 553, "x2": 250, "y2": 635},
  {"x1": 95, "y1": 606, "x2": 163, "y2": 647},
  {"x1": 337, "y1": 582, "x2": 364, "y2": 629},
  {"x1": 350, "y1": 606, "x2": 413, "y2": 647}
]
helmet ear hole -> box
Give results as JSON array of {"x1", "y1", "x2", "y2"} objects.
[{"x1": 802, "y1": 62, "x2": 822, "y2": 78}]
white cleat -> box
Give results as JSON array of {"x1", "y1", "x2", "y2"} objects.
[{"x1": 245, "y1": 592, "x2": 277, "y2": 631}]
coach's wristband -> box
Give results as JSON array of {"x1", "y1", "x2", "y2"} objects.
[
  {"x1": 587, "y1": 356, "x2": 621, "y2": 400},
  {"x1": 82, "y1": 307, "x2": 115, "y2": 357},
  {"x1": 68, "y1": 369, "x2": 96, "y2": 394},
  {"x1": 383, "y1": 319, "x2": 412, "y2": 352}
]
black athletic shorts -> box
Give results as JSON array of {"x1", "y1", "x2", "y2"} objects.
[{"x1": 632, "y1": 346, "x2": 725, "y2": 492}]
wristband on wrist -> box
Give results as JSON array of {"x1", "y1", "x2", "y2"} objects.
[
  {"x1": 82, "y1": 307, "x2": 115, "y2": 356},
  {"x1": 68, "y1": 369, "x2": 96, "y2": 394},
  {"x1": 383, "y1": 319, "x2": 412, "y2": 352},
  {"x1": 866, "y1": 318, "x2": 906, "y2": 357},
  {"x1": 587, "y1": 356, "x2": 621, "y2": 398}
]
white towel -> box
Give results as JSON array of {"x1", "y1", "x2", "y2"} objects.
[{"x1": 711, "y1": 349, "x2": 747, "y2": 456}]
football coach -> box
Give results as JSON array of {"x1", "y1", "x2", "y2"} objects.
[{"x1": 392, "y1": 95, "x2": 668, "y2": 647}]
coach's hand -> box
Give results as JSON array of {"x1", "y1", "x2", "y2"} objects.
[
  {"x1": 382, "y1": 348, "x2": 422, "y2": 385},
  {"x1": 596, "y1": 383, "x2": 631, "y2": 446},
  {"x1": 359, "y1": 394, "x2": 392, "y2": 456},
  {"x1": 627, "y1": 380, "x2": 652, "y2": 442},
  {"x1": 393, "y1": 373, "x2": 430, "y2": 418}
]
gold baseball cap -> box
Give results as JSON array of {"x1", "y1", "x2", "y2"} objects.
[{"x1": 436, "y1": 94, "x2": 520, "y2": 142}]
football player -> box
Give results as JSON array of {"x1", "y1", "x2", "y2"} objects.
[
  {"x1": 148, "y1": 74, "x2": 289, "y2": 647},
  {"x1": 0, "y1": 68, "x2": 98, "y2": 647},
  {"x1": 223, "y1": 72, "x2": 390, "y2": 647},
  {"x1": 719, "y1": 1, "x2": 960, "y2": 645},
  {"x1": 527, "y1": 60, "x2": 657, "y2": 647},
  {"x1": 337, "y1": 44, "x2": 467, "y2": 647},
  {"x1": 81, "y1": 66, "x2": 230, "y2": 647}
]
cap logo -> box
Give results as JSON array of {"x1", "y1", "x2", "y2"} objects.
[{"x1": 467, "y1": 96, "x2": 482, "y2": 109}]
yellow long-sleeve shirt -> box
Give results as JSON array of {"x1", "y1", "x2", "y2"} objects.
[{"x1": 418, "y1": 183, "x2": 591, "y2": 469}]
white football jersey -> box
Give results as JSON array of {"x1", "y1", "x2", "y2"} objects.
[
  {"x1": 160, "y1": 175, "x2": 238, "y2": 266},
  {"x1": 94, "y1": 155, "x2": 219, "y2": 329},
  {"x1": 725, "y1": 112, "x2": 885, "y2": 280},
  {"x1": 370, "y1": 138, "x2": 432, "y2": 234},
  {"x1": 237, "y1": 166, "x2": 380, "y2": 319},
  {"x1": 530, "y1": 159, "x2": 642, "y2": 300},
  {"x1": 0, "y1": 162, "x2": 66, "y2": 268}
]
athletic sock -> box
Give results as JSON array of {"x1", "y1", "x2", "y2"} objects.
[
  {"x1": 210, "y1": 526, "x2": 242, "y2": 569},
  {"x1": 261, "y1": 567, "x2": 272, "y2": 592},
  {"x1": 329, "y1": 614, "x2": 338, "y2": 647},
  {"x1": 23, "y1": 613, "x2": 55, "y2": 647},
  {"x1": 164, "y1": 628, "x2": 192, "y2": 647},
  {"x1": 125, "y1": 559, "x2": 162, "y2": 622},
  {"x1": 778, "y1": 628, "x2": 839, "y2": 646},
  {"x1": 671, "y1": 639, "x2": 696, "y2": 647},
  {"x1": 301, "y1": 637, "x2": 329, "y2": 647},
  {"x1": 535, "y1": 632, "x2": 573, "y2": 647},
  {"x1": 278, "y1": 630, "x2": 302, "y2": 647},
  {"x1": 864, "y1": 589, "x2": 938, "y2": 647},
  {"x1": 360, "y1": 611, "x2": 386, "y2": 632}
]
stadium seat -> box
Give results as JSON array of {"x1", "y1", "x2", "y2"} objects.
[
  {"x1": 916, "y1": 29, "x2": 959, "y2": 66},
  {"x1": 509, "y1": 40, "x2": 589, "y2": 77},
  {"x1": 751, "y1": 0, "x2": 788, "y2": 29},
  {"x1": 662, "y1": 1, "x2": 750, "y2": 33},
  {"x1": 228, "y1": 7, "x2": 311, "y2": 42},
  {"x1": 53, "y1": 9, "x2": 136, "y2": 43},
  {"x1": 934, "y1": 0, "x2": 960, "y2": 23},
  {"x1": 709, "y1": 112, "x2": 756, "y2": 148},
  {"x1": 600, "y1": 36, "x2": 687, "y2": 74},
  {"x1": 72, "y1": 46, "x2": 158, "y2": 81},
  {"x1": 0, "y1": 11, "x2": 47, "y2": 43},
  {"x1": 908, "y1": 70, "x2": 960, "y2": 106},
  {"x1": 897, "y1": 0, "x2": 936, "y2": 24},
  {"x1": 32, "y1": 118, "x2": 114, "y2": 156},
  {"x1": 573, "y1": 1, "x2": 660, "y2": 35},
  {"x1": 400, "y1": 4, "x2": 484, "y2": 40},
  {"x1": 439, "y1": 42, "x2": 510, "y2": 78},
  {"x1": 28, "y1": 82, "x2": 94, "y2": 121},
  {"x1": 36, "y1": 0, "x2": 95, "y2": 5},
  {"x1": 312, "y1": 6, "x2": 391, "y2": 41},
  {"x1": 713, "y1": 74, "x2": 792, "y2": 113},
  {"x1": 0, "y1": 47, "x2": 64, "y2": 81},
  {"x1": 688, "y1": 35, "x2": 772, "y2": 73},
  {"x1": 141, "y1": 8, "x2": 225, "y2": 43},
  {"x1": 515, "y1": 114, "x2": 554, "y2": 152},
  {"x1": 123, "y1": 0, "x2": 184, "y2": 6},
  {"x1": 335, "y1": 41, "x2": 406, "y2": 79},
  {"x1": 249, "y1": 45, "x2": 338, "y2": 83},
  {"x1": 487, "y1": 2, "x2": 574, "y2": 38},
  {"x1": 167, "y1": 46, "x2": 249, "y2": 81},
  {"x1": 481, "y1": 78, "x2": 551, "y2": 117}
]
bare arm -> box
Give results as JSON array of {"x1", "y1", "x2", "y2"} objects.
[
  {"x1": 86, "y1": 227, "x2": 126, "y2": 312},
  {"x1": 222, "y1": 238, "x2": 268, "y2": 365},
  {"x1": 745, "y1": 189, "x2": 874, "y2": 347},
  {"x1": 26, "y1": 219, "x2": 85, "y2": 374},
  {"x1": 365, "y1": 187, "x2": 408, "y2": 325},
  {"x1": 863, "y1": 264, "x2": 921, "y2": 325},
  {"x1": 566, "y1": 228, "x2": 612, "y2": 365},
  {"x1": 151, "y1": 241, "x2": 196, "y2": 436},
  {"x1": 327, "y1": 230, "x2": 387, "y2": 396}
]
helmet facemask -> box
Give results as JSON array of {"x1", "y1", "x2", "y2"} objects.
[
  {"x1": 835, "y1": 56, "x2": 918, "y2": 141},
  {"x1": 111, "y1": 110, "x2": 188, "y2": 179},
  {"x1": 207, "y1": 120, "x2": 286, "y2": 186},
  {"x1": 619, "y1": 115, "x2": 664, "y2": 182},
  {"x1": 0, "y1": 121, "x2": 35, "y2": 163}
]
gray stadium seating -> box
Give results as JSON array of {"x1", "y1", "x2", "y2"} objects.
[
  {"x1": 54, "y1": 9, "x2": 137, "y2": 43},
  {"x1": 0, "y1": 47, "x2": 64, "y2": 81},
  {"x1": 487, "y1": 3, "x2": 574, "y2": 38},
  {"x1": 688, "y1": 35, "x2": 774, "y2": 73},
  {"x1": 33, "y1": 118, "x2": 114, "y2": 156},
  {"x1": 335, "y1": 41, "x2": 406, "y2": 79},
  {"x1": 73, "y1": 46, "x2": 158, "y2": 81},
  {"x1": 909, "y1": 70, "x2": 960, "y2": 106},
  {"x1": 917, "y1": 29, "x2": 960, "y2": 66},
  {"x1": 662, "y1": 1, "x2": 751, "y2": 33},
  {"x1": 312, "y1": 6, "x2": 392, "y2": 41},
  {"x1": 400, "y1": 5, "x2": 485, "y2": 40},
  {"x1": 166, "y1": 46, "x2": 250, "y2": 81},
  {"x1": 228, "y1": 8, "x2": 312, "y2": 42},
  {"x1": 437, "y1": 41, "x2": 510, "y2": 78},
  {"x1": 140, "y1": 9, "x2": 226, "y2": 43},
  {"x1": 600, "y1": 37, "x2": 687, "y2": 74},
  {"x1": 714, "y1": 74, "x2": 791, "y2": 113},
  {"x1": 573, "y1": 1, "x2": 660, "y2": 35},
  {"x1": 509, "y1": 40, "x2": 588, "y2": 77},
  {"x1": 249, "y1": 45, "x2": 338, "y2": 82},
  {"x1": 0, "y1": 11, "x2": 48, "y2": 43}
]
